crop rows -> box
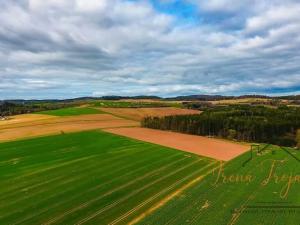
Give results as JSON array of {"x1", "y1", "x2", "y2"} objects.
[
  {"x1": 0, "y1": 130, "x2": 215, "y2": 225},
  {"x1": 139, "y1": 145, "x2": 300, "y2": 225}
]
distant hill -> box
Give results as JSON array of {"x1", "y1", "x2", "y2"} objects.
[
  {"x1": 165, "y1": 95, "x2": 232, "y2": 101},
  {"x1": 165, "y1": 94, "x2": 270, "y2": 101},
  {"x1": 1, "y1": 94, "x2": 299, "y2": 103},
  {"x1": 99, "y1": 95, "x2": 162, "y2": 100},
  {"x1": 276, "y1": 95, "x2": 300, "y2": 100}
]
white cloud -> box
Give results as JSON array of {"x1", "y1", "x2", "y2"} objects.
[
  {"x1": 75, "y1": 0, "x2": 109, "y2": 12},
  {"x1": 246, "y1": 4, "x2": 300, "y2": 33},
  {"x1": 9, "y1": 51, "x2": 65, "y2": 63},
  {"x1": 0, "y1": 0, "x2": 299, "y2": 98},
  {"x1": 29, "y1": 0, "x2": 72, "y2": 10}
]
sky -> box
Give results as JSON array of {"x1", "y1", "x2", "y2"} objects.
[{"x1": 0, "y1": 0, "x2": 300, "y2": 99}]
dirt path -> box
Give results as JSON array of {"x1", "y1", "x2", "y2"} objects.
[{"x1": 104, "y1": 128, "x2": 249, "y2": 161}]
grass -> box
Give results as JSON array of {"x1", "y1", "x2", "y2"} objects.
[
  {"x1": 0, "y1": 130, "x2": 216, "y2": 225},
  {"x1": 139, "y1": 145, "x2": 300, "y2": 225},
  {"x1": 36, "y1": 107, "x2": 102, "y2": 116}
]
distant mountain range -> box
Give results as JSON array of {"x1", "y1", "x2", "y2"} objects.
[
  {"x1": 1, "y1": 94, "x2": 300, "y2": 104},
  {"x1": 165, "y1": 94, "x2": 271, "y2": 101}
]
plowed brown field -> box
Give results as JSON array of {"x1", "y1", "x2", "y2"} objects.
[
  {"x1": 1, "y1": 109, "x2": 248, "y2": 161},
  {"x1": 104, "y1": 127, "x2": 249, "y2": 161}
]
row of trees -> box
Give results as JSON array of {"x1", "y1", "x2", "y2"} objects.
[
  {"x1": 0, "y1": 102, "x2": 77, "y2": 117},
  {"x1": 142, "y1": 105, "x2": 300, "y2": 147}
]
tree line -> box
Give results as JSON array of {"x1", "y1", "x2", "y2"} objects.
[
  {"x1": 0, "y1": 101, "x2": 77, "y2": 117},
  {"x1": 142, "y1": 105, "x2": 300, "y2": 147}
]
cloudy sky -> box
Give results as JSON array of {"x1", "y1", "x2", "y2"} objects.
[{"x1": 1, "y1": 0, "x2": 300, "y2": 99}]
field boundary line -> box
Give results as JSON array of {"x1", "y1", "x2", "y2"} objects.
[
  {"x1": 74, "y1": 159, "x2": 205, "y2": 225},
  {"x1": 114, "y1": 161, "x2": 218, "y2": 225}
]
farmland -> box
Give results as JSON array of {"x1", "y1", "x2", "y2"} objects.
[
  {"x1": 142, "y1": 105, "x2": 300, "y2": 146},
  {"x1": 0, "y1": 130, "x2": 217, "y2": 225},
  {"x1": 1, "y1": 105, "x2": 299, "y2": 225},
  {"x1": 99, "y1": 107, "x2": 200, "y2": 121},
  {"x1": 36, "y1": 107, "x2": 102, "y2": 116},
  {"x1": 138, "y1": 145, "x2": 300, "y2": 225},
  {"x1": 104, "y1": 127, "x2": 249, "y2": 161},
  {"x1": 0, "y1": 114, "x2": 138, "y2": 142},
  {"x1": 92, "y1": 100, "x2": 180, "y2": 108},
  {"x1": 2, "y1": 0, "x2": 300, "y2": 223}
]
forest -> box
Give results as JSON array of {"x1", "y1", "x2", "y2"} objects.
[
  {"x1": 0, "y1": 101, "x2": 77, "y2": 117},
  {"x1": 142, "y1": 105, "x2": 300, "y2": 147}
]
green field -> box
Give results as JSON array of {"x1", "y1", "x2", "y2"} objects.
[
  {"x1": 0, "y1": 130, "x2": 216, "y2": 225},
  {"x1": 36, "y1": 107, "x2": 102, "y2": 116},
  {"x1": 1, "y1": 130, "x2": 299, "y2": 225},
  {"x1": 139, "y1": 145, "x2": 300, "y2": 225}
]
